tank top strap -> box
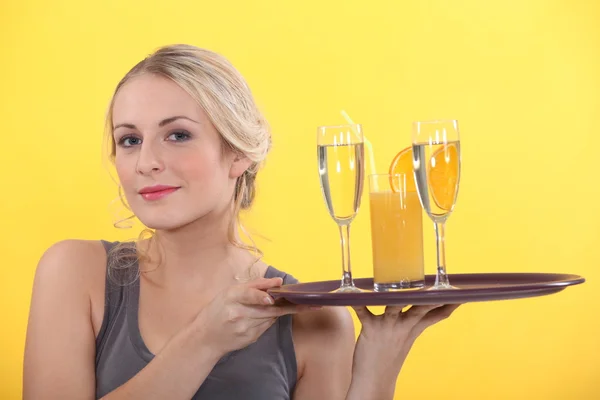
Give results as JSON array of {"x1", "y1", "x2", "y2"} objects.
[
  {"x1": 95, "y1": 240, "x2": 132, "y2": 366},
  {"x1": 264, "y1": 265, "x2": 299, "y2": 285},
  {"x1": 263, "y1": 265, "x2": 299, "y2": 392}
]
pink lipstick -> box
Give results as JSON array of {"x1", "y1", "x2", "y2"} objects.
[{"x1": 138, "y1": 185, "x2": 180, "y2": 201}]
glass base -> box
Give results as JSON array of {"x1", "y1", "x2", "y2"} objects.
[
  {"x1": 332, "y1": 284, "x2": 363, "y2": 293},
  {"x1": 426, "y1": 282, "x2": 459, "y2": 290},
  {"x1": 374, "y1": 280, "x2": 425, "y2": 292}
]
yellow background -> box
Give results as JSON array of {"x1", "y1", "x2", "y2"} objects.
[{"x1": 1, "y1": 0, "x2": 599, "y2": 398}]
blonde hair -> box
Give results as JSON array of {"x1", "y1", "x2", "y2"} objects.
[{"x1": 104, "y1": 44, "x2": 271, "y2": 284}]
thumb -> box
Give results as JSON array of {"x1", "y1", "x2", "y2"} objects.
[{"x1": 244, "y1": 277, "x2": 284, "y2": 291}]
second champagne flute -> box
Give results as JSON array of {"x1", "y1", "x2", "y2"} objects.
[
  {"x1": 412, "y1": 119, "x2": 462, "y2": 290},
  {"x1": 317, "y1": 124, "x2": 365, "y2": 293}
]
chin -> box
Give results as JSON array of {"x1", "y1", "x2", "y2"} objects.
[
  {"x1": 131, "y1": 197, "x2": 223, "y2": 232},
  {"x1": 138, "y1": 216, "x2": 192, "y2": 231},
  {"x1": 134, "y1": 210, "x2": 198, "y2": 232},
  {"x1": 141, "y1": 220, "x2": 187, "y2": 231}
]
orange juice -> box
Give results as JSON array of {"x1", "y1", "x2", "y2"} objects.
[{"x1": 368, "y1": 180, "x2": 425, "y2": 290}]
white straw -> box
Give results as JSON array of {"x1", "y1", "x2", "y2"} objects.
[{"x1": 340, "y1": 110, "x2": 378, "y2": 191}]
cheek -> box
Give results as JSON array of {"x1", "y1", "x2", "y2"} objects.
[
  {"x1": 114, "y1": 157, "x2": 135, "y2": 186},
  {"x1": 174, "y1": 150, "x2": 233, "y2": 204},
  {"x1": 177, "y1": 152, "x2": 228, "y2": 184}
]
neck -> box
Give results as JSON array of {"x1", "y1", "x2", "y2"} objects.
[{"x1": 138, "y1": 207, "x2": 261, "y2": 289}]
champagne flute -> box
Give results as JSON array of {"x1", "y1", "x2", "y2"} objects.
[
  {"x1": 412, "y1": 120, "x2": 461, "y2": 290},
  {"x1": 317, "y1": 124, "x2": 365, "y2": 293}
]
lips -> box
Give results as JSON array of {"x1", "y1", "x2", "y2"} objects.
[{"x1": 138, "y1": 185, "x2": 180, "y2": 201}]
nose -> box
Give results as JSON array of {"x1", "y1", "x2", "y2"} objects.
[{"x1": 135, "y1": 141, "x2": 165, "y2": 175}]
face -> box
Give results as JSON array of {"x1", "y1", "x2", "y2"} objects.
[{"x1": 111, "y1": 73, "x2": 250, "y2": 230}]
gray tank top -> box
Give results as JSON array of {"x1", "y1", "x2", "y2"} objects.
[{"x1": 95, "y1": 240, "x2": 299, "y2": 399}]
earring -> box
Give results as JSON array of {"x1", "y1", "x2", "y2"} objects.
[{"x1": 108, "y1": 185, "x2": 135, "y2": 229}]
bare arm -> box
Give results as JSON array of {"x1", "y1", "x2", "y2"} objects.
[
  {"x1": 100, "y1": 322, "x2": 222, "y2": 399},
  {"x1": 347, "y1": 304, "x2": 461, "y2": 400},
  {"x1": 292, "y1": 304, "x2": 461, "y2": 400},
  {"x1": 24, "y1": 240, "x2": 307, "y2": 399},
  {"x1": 292, "y1": 307, "x2": 356, "y2": 400},
  {"x1": 23, "y1": 240, "x2": 99, "y2": 399}
]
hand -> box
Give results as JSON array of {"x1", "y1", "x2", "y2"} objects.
[
  {"x1": 192, "y1": 277, "x2": 316, "y2": 357},
  {"x1": 349, "y1": 304, "x2": 461, "y2": 398}
]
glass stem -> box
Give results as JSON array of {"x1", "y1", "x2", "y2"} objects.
[
  {"x1": 338, "y1": 223, "x2": 354, "y2": 288},
  {"x1": 434, "y1": 221, "x2": 451, "y2": 287}
]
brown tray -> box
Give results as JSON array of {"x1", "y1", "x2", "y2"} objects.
[{"x1": 267, "y1": 273, "x2": 585, "y2": 306}]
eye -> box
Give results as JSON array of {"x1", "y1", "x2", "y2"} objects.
[
  {"x1": 117, "y1": 135, "x2": 141, "y2": 147},
  {"x1": 167, "y1": 130, "x2": 191, "y2": 142}
]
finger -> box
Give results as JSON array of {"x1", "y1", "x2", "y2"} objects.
[
  {"x1": 273, "y1": 298, "x2": 323, "y2": 312},
  {"x1": 401, "y1": 304, "x2": 445, "y2": 325},
  {"x1": 271, "y1": 304, "x2": 319, "y2": 316},
  {"x1": 412, "y1": 304, "x2": 462, "y2": 334},
  {"x1": 244, "y1": 277, "x2": 284, "y2": 290},
  {"x1": 245, "y1": 303, "x2": 319, "y2": 319},
  {"x1": 384, "y1": 305, "x2": 405, "y2": 320},
  {"x1": 352, "y1": 306, "x2": 375, "y2": 324},
  {"x1": 247, "y1": 316, "x2": 277, "y2": 330},
  {"x1": 235, "y1": 287, "x2": 277, "y2": 306}
]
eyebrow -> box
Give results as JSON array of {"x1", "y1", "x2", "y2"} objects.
[{"x1": 113, "y1": 115, "x2": 200, "y2": 131}]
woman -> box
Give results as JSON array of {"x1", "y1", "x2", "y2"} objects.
[{"x1": 23, "y1": 44, "x2": 459, "y2": 400}]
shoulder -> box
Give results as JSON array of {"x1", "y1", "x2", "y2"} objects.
[
  {"x1": 293, "y1": 306, "x2": 355, "y2": 343},
  {"x1": 264, "y1": 267, "x2": 357, "y2": 393},
  {"x1": 39, "y1": 238, "x2": 107, "y2": 261},
  {"x1": 292, "y1": 307, "x2": 355, "y2": 397},
  {"x1": 36, "y1": 239, "x2": 106, "y2": 279},
  {"x1": 34, "y1": 239, "x2": 110, "y2": 335},
  {"x1": 268, "y1": 267, "x2": 353, "y2": 335},
  {"x1": 270, "y1": 267, "x2": 354, "y2": 340},
  {"x1": 34, "y1": 240, "x2": 109, "y2": 314},
  {"x1": 267, "y1": 266, "x2": 354, "y2": 334},
  {"x1": 292, "y1": 306, "x2": 355, "y2": 361},
  {"x1": 264, "y1": 266, "x2": 355, "y2": 352},
  {"x1": 35, "y1": 239, "x2": 108, "y2": 287}
]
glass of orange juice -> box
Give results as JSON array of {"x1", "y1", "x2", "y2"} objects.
[{"x1": 368, "y1": 173, "x2": 425, "y2": 291}]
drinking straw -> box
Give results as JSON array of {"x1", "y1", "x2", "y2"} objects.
[{"x1": 340, "y1": 109, "x2": 378, "y2": 191}]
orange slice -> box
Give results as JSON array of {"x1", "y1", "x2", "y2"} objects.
[
  {"x1": 428, "y1": 142, "x2": 460, "y2": 211},
  {"x1": 388, "y1": 146, "x2": 416, "y2": 192}
]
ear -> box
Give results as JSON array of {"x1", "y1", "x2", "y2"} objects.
[{"x1": 229, "y1": 153, "x2": 253, "y2": 179}]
